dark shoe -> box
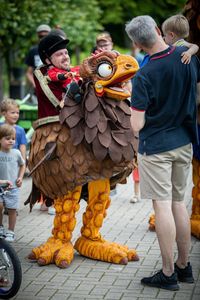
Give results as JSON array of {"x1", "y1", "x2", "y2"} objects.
[
  {"x1": 141, "y1": 270, "x2": 179, "y2": 291},
  {"x1": 175, "y1": 262, "x2": 194, "y2": 283}
]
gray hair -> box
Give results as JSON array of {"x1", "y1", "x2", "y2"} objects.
[{"x1": 125, "y1": 15, "x2": 157, "y2": 48}]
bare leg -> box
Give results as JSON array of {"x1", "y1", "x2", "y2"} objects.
[
  {"x1": 134, "y1": 181, "x2": 140, "y2": 197},
  {"x1": 172, "y1": 201, "x2": 191, "y2": 268},
  {"x1": 153, "y1": 200, "x2": 175, "y2": 276},
  {"x1": 7, "y1": 209, "x2": 17, "y2": 231},
  {"x1": 130, "y1": 181, "x2": 140, "y2": 203}
]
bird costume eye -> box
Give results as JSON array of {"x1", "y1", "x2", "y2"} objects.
[{"x1": 97, "y1": 63, "x2": 113, "y2": 77}]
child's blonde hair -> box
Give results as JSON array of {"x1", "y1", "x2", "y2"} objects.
[
  {"x1": 162, "y1": 14, "x2": 189, "y2": 39},
  {"x1": 0, "y1": 124, "x2": 16, "y2": 140},
  {"x1": 0, "y1": 98, "x2": 19, "y2": 115}
]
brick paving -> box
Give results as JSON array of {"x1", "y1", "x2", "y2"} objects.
[{"x1": 5, "y1": 171, "x2": 199, "y2": 300}]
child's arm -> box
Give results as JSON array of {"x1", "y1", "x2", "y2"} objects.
[
  {"x1": 16, "y1": 164, "x2": 26, "y2": 187},
  {"x1": 16, "y1": 150, "x2": 26, "y2": 188},
  {"x1": 181, "y1": 41, "x2": 199, "y2": 64},
  {"x1": 19, "y1": 144, "x2": 26, "y2": 161},
  {"x1": 18, "y1": 127, "x2": 27, "y2": 161}
]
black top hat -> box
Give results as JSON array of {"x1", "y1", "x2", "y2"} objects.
[{"x1": 38, "y1": 33, "x2": 70, "y2": 64}]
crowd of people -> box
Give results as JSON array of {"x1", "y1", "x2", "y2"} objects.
[{"x1": 0, "y1": 10, "x2": 199, "y2": 292}]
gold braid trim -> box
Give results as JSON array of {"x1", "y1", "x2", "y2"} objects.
[
  {"x1": 34, "y1": 68, "x2": 61, "y2": 108},
  {"x1": 33, "y1": 116, "x2": 60, "y2": 129}
]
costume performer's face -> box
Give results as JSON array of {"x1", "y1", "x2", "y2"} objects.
[{"x1": 50, "y1": 49, "x2": 71, "y2": 70}]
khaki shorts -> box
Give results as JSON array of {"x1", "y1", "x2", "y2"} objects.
[{"x1": 138, "y1": 144, "x2": 193, "y2": 201}]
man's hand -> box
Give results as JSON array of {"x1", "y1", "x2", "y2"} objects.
[
  {"x1": 59, "y1": 99, "x2": 65, "y2": 108},
  {"x1": 64, "y1": 72, "x2": 77, "y2": 80}
]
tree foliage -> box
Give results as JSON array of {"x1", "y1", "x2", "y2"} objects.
[
  {"x1": 0, "y1": 0, "x2": 102, "y2": 82},
  {"x1": 0, "y1": 0, "x2": 60, "y2": 68},
  {"x1": 97, "y1": 0, "x2": 186, "y2": 48},
  {"x1": 0, "y1": 0, "x2": 187, "y2": 96},
  {"x1": 98, "y1": 0, "x2": 186, "y2": 25}
]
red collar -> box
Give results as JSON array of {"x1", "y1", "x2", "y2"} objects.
[{"x1": 150, "y1": 46, "x2": 176, "y2": 61}]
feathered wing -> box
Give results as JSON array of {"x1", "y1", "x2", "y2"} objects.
[
  {"x1": 28, "y1": 121, "x2": 134, "y2": 200},
  {"x1": 60, "y1": 83, "x2": 135, "y2": 164}
]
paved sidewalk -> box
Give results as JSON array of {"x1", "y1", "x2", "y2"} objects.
[{"x1": 6, "y1": 173, "x2": 200, "y2": 300}]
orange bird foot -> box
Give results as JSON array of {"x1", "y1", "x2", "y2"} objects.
[
  {"x1": 148, "y1": 214, "x2": 155, "y2": 231},
  {"x1": 191, "y1": 219, "x2": 200, "y2": 239},
  {"x1": 74, "y1": 236, "x2": 139, "y2": 264},
  {"x1": 27, "y1": 237, "x2": 74, "y2": 268}
]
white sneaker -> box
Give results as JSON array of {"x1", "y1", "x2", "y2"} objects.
[
  {"x1": 130, "y1": 195, "x2": 140, "y2": 203},
  {"x1": 0, "y1": 226, "x2": 5, "y2": 237},
  {"x1": 48, "y1": 207, "x2": 55, "y2": 215},
  {"x1": 40, "y1": 203, "x2": 48, "y2": 211},
  {"x1": 5, "y1": 230, "x2": 15, "y2": 242}
]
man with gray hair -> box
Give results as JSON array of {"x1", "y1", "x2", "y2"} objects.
[{"x1": 125, "y1": 15, "x2": 200, "y2": 291}]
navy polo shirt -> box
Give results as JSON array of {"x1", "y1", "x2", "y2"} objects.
[{"x1": 131, "y1": 46, "x2": 200, "y2": 155}]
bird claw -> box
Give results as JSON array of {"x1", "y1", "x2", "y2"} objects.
[{"x1": 28, "y1": 237, "x2": 74, "y2": 268}]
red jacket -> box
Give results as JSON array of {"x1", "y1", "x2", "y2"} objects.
[
  {"x1": 47, "y1": 66, "x2": 80, "y2": 88},
  {"x1": 34, "y1": 65, "x2": 80, "y2": 119}
]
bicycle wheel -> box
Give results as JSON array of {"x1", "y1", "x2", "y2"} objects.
[{"x1": 0, "y1": 238, "x2": 22, "y2": 299}]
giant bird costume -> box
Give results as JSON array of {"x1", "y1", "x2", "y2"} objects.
[{"x1": 27, "y1": 50, "x2": 140, "y2": 268}]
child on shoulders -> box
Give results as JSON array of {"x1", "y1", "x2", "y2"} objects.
[
  {"x1": 162, "y1": 14, "x2": 199, "y2": 64},
  {"x1": 140, "y1": 14, "x2": 199, "y2": 68}
]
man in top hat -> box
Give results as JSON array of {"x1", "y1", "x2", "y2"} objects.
[
  {"x1": 33, "y1": 32, "x2": 81, "y2": 215},
  {"x1": 34, "y1": 33, "x2": 80, "y2": 119}
]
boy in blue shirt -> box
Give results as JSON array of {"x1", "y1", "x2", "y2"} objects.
[{"x1": 0, "y1": 99, "x2": 27, "y2": 160}]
